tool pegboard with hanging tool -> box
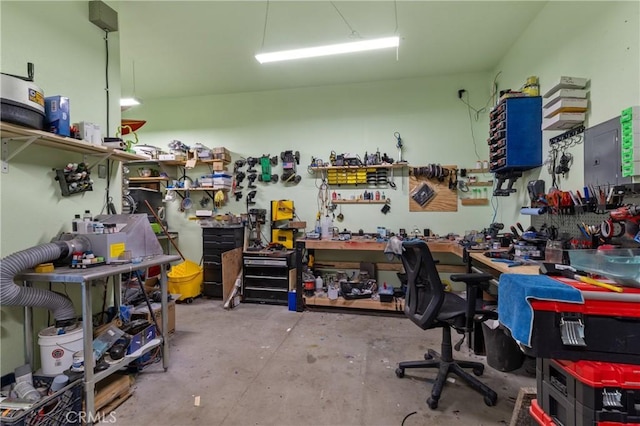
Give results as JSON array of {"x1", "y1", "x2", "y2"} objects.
[
  {"x1": 408, "y1": 164, "x2": 458, "y2": 212},
  {"x1": 532, "y1": 189, "x2": 640, "y2": 249}
]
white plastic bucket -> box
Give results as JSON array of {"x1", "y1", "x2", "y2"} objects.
[{"x1": 38, "y1": 324, "x2": 83, "y2": 375}]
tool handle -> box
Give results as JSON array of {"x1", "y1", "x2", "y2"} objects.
[{"x1": 578, "y1": 275, "x2": 623, "y2": 293}]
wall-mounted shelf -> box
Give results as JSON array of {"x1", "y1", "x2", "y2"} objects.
[
  {"x1": 160, "y1": 159, "x2": 229, "y2": 167},
  {"x1": 466, "y1": 168, "x2": 491, "y2": 174},
  {"x1": 167, "y1": 187, "x2": 230, "y2": 192},
  {"x1": 332, "y1": 199, "x2": 388, "y2": 204},
  {"x1": 129, "y1": 177, "x2": 170, "y2": 183},
  {"x1": 467, "y1": 181, "x2": 494, "y2": 187},
  {"x1": 460, "y1": 198, "x2": 489, "y2": 206},
  {"x1": 1, "y1": 121, "x2": 146, "y2": 173},
  {"x1": 309, "y1": 163, "x2": 406, "y2": 171},
  {"x1": 311, "y1": 163, "x2": 406, "y2": 187}
]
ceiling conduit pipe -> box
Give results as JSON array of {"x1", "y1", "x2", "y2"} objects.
[{"x1": 0, "y1": 239, "x2": 88, "y2": 327}]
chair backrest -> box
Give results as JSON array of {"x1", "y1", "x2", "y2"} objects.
[{"x1": 400, "y1": 240, "x2": 445, "y2": 330}]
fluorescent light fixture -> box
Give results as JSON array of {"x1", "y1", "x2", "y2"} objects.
[
  {"x1": 255, "y1": 36, "x2": 400, "y2": 64},
  {"x1": 120, "y1": 97, "x2": 141, "y2": 107}
]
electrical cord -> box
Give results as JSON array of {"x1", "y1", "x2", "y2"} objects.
[
  {"x1": 459, "y1": 72, "x2": 501, "y2": 161},
  {"x1": 331, "y1": 2, "x2": 361, "y2": 39},
  {"x1": 104, "y1": 30, "x2": 110, "y2": 134},
  {"x1": 401, "y1": 411, "x2": 417, "y2": 426}
]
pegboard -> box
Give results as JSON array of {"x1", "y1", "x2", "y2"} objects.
[{"x1": 531, "y1": 194, "x2": 640, "y2": 239}]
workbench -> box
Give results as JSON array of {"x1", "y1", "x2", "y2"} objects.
[
  {"x1": 467, "y1": 251, "x2": 540, "y2": 283},
  {"x1": 15, "y1": 254, "x2": 180, "y2": 425},
  {"x1": 295, "y1": 238, "x2": 460, "y2": 312},
  {"x1": 295, "y1": 239, "x2": 540, "y2": 313}
]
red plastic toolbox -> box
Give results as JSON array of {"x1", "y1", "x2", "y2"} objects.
[
  {"x1": 530, "y1": 399, "x2": 555, "y2": 426},
  {"x1": 526, "y1": 278, "x2": 640, "y2": 364},
  {"x1": 538, "y1": 358, "x2": 640, "y2": 425}
]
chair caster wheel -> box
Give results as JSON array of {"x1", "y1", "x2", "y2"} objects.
[
  {"x1": 427, "y1": 397, "x2": 438, "y2": 409},
  {"x1": 484, "y1": 392, "x2": 497, "y2": 407},
  {"x1": 473, "y1": 366, "x2": 484, "y2": 376},
  {"x1": 395, "y1": 368, "x2": 404, "y2": 378},
  {"x1": 185, "y1": 297, "x2": 193, "y2": 304},
  {"x1": 424, "y1": 353, "x2": 433, "y2": 360}
]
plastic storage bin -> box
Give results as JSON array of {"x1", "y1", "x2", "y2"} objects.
[
  {"x1": 168, "y1": 260, "x2": 203, "y2": 303},
  {"x1": 0, "y1": 376, "x2": 83, "y2": 425}
]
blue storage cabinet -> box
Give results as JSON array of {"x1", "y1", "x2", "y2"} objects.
[{"x1": 488, "y1": 96, "x2": 542, "y2": 173}]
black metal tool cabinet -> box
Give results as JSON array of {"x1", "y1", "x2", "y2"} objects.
[
  {"x1": 202, "y1": 226, "x2": 244, "y2": 298},
  {"x1": 242, "y1": 251, "x2": 295, "y2": 305}
]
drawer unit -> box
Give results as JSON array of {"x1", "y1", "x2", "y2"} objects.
[
  {"x1": 242, "y1": 251, "x2": 295, "y2": 305},
  {"x1": 536, "y1": 358, "x2": 640, "y2": 425},
  {"x1": 202, "y1": 226, "x2": 244, "y2": 298},
  {"x1": 488, "y1": 96, "x2": 542, "y2": 173}
]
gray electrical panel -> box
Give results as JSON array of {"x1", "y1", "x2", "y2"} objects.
[{"x1": 583, "y1": 116, "x2": 630, "y2": 187}]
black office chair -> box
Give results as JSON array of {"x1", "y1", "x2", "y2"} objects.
[{"x1": 395, "y1": 240, "x2": 498, "y2": 409}]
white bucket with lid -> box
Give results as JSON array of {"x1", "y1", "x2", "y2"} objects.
[{"x1": 38, "y1": 324, "x2": 83, "y2": 375}]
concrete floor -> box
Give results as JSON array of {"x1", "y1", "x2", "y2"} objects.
[{"x1": 115, "y1": 299, "x2": 535, "y2": 425}]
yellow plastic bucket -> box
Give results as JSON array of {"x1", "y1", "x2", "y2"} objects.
[{"x1": 168, "y1": 260, "x2": 203, "y2": 302}]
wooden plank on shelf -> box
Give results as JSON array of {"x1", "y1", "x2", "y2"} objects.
[
  {"x1": 222, "y1": 247, "x2": 243, "y2": 301},
  {"x1": 92, "y1": 374, "x2": 132, "y2": 412},
  {"x1": 0, "y1": 121, "x2": 145, "y2": 162},
  {"x1": 310, "y1": 164, "x2": 406, "y2": 171},
  {"x1": 333, "y1": 200, "x2": 387, "y2": 205},
  {"x1": 408, "y1": 166, "x2": 458, "y2": 212},
  {"x1": 467, "y1": 181, "x2": 493, "y2": 187},
  {"x1": 509, "y1": 387, "x2": 537, "y2": 426},
  {"x1": 304, "y1": 295, "x2": 404, "y2": 312},
  {"x1": 460, "y1": 198, "x2": 489, "y2": 206},
  {"x1": 466, "y1": 168, "x2": 490, "y2": 174},
  {"x1": 128, "y1": 177, "x2": 170, "y2": 182}
]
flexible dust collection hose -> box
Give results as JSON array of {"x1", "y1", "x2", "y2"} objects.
[{"x1": 0, "y1": 239, "x2": 87, "y2": 327}]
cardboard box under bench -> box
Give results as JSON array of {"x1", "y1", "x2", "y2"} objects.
[{"x1": 131, "y1": 300, "x2": 176, "y2": 334}]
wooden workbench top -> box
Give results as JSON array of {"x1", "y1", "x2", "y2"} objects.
[
  {"x1": 298, "y1": 238, "x2": 463, "y2": 257},
  {"x1": 469, "y1": 252, "x2": 540, "y2": 275}
]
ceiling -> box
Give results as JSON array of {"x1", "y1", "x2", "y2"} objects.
[{"x1": 117, "y1": 1, "x2": 547, "y2": 100}]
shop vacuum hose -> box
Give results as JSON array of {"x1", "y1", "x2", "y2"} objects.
[{"x1": 0, "y1": 239, "x2": 87, "y2": 327}]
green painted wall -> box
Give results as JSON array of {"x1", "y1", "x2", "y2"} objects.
[
  {"x1": 124, "y1": 1, "x2": 639, "y2": 278},
  {"x1": 491, "y1": 1, "x2": 640, "y2": 226},
  {"x1": 124, "y1": 72, "x2": 495, "y2": 263},
  {"x1": 0, "y1": 1, "x2": 122, "y2": 375}
]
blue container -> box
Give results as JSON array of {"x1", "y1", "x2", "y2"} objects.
[{"x1": 288, "y1": 291, "x2": 297, "y2": 311}]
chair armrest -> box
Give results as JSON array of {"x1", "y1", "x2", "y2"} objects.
[
  {"x1": 449, "y1": 273, "x2": 493, "y2": 284},
  {"x1": 449, "y1": 273, "x2": 494, "y2": 331}
]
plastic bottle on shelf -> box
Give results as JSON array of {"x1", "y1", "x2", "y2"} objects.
[
  {"x1": 315, "y1": 275, "x2": 324, "y2": 291},
  {"x1": 332, "y1": 191, "x2": 337, "y2": 201},
  {"x1": 72, "y1": 214, "x2": 82, "y2": 232},
  {"x1": 375, "y1": 191, "x2": 380, "y2": 201},
  {"x1": 83, "y1": 210, "x2": 92, "y2": 221}
]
